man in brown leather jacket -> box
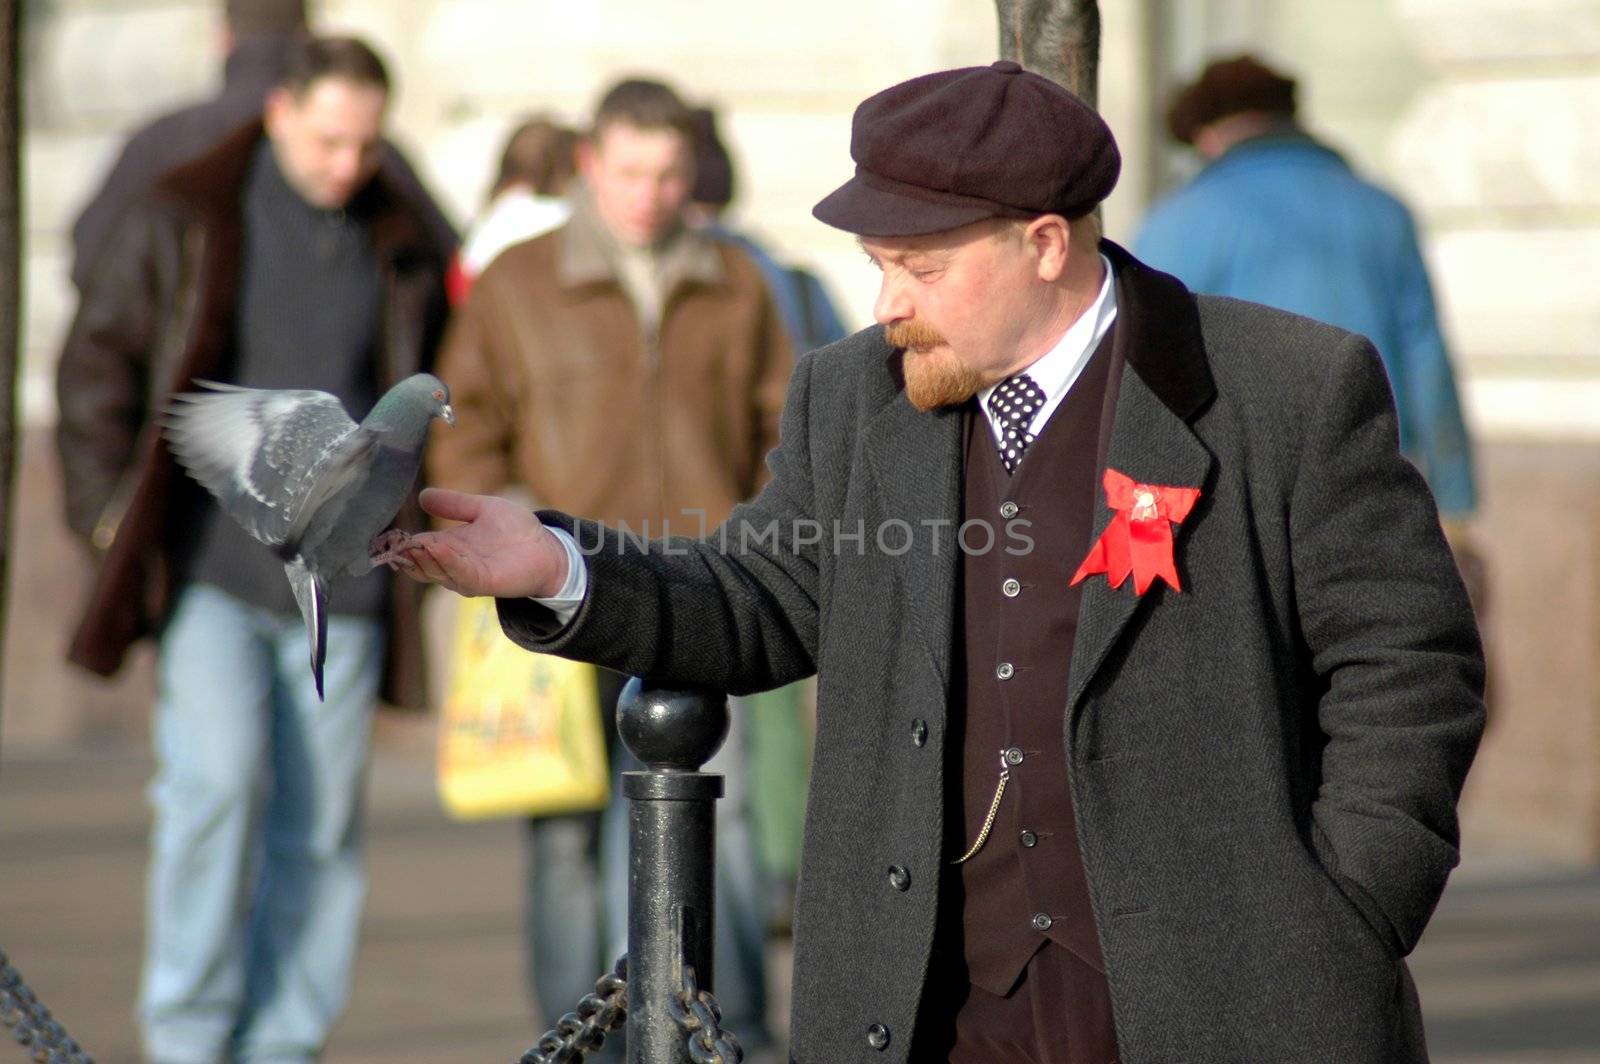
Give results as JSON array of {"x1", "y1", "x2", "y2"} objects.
[
  {"x1": 426, "y1": 77, "x2": 791, "y2": 1057},
  {"x1": 54, "y1": 36, "x2": 448, "y2": 1064}
]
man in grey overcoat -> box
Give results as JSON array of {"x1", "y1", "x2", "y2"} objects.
[{"x1": 391, "y1": 62, "x2": 1484, "y2": 1064}]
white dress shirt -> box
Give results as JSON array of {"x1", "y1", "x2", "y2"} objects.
[{"x1": 975, "y1": 253, "x2": 1118, "y2": 449}]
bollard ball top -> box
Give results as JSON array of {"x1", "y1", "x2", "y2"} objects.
[{"x1": 617, "y1": 678, "x2": 730, "y2": 771}]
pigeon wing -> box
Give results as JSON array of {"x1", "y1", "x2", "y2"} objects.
[{"x1": 164, "y1": 383, "x2": 362, "y2": 547}]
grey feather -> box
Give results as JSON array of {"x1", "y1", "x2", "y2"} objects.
[{"x1": 163, "y1": 373, "x2": 455, "y2": 699}]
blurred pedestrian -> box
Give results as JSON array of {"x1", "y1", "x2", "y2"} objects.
[
  {"x1": 687, "y1": 106, "x2": 849, "y2": 353},
  {"x1": 426, "y1": 76, "x2": 790, "y2": 1058},
  {"x1": 448, "y1": 115, "x2": 578, "y2": 304},
  {"x1": 55, "y1": 36, "x2": 450, "y2": 1064},
  {"x1": 1134, "y1": 53, "x2": 1477, "y2": 525},
  {"x1": 70, "y1": 0, "x2": 455, "y2": 295}
]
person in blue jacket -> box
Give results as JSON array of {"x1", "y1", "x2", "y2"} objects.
[{"x1": 1134, "y1": 54, "x2": 1477, "y2": 521}]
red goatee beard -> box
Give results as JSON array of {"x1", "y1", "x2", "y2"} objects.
[{"x1": 886, "y1": 321, "x2": 984, "y2": 412}]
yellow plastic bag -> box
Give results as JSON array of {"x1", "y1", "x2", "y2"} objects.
[{"x1": 437, "y1": 596, "x2": 610, "y2": 819}]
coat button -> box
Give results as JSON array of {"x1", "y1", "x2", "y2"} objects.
[
  {"x1": 1004, "y1": 746, "x2": 1024, "y2": 767},
  {"x1": 999, "y1": 500, "x2": 1019, "y2": 519},
  {"x1": 1002, "y1": 577, "x2": 1022, "y2": 597},
  {"x1": 910, "y1": 718, "x2": 927, "y2": 747},
  {"x1": 1020, "y1": 829, "x2": 1038, "y2": 848},
  {"x1": 995, "y1": 661, "x2": 1015, "y2": 681},
  {"x1": 888, "y1": 865, "x2": 911, "y2": 892},
  {"x1": 866, "y1": 1022, "x2": 890, "y2": 1050},
  {"x1": 1032, "y1": 912, "x2": 1053, "y2": 931}
]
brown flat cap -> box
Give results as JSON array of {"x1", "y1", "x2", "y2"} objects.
[
  {"x1": 1167, "y1": 54, "x2": 1297, "y2": 145},
  {"x1": 813, "y1": 60, "x2": 1120, "y2": 237}
]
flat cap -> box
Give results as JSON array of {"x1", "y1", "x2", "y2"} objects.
[{"x1": 813, "y1": 60, "x2": 1120, "y2": 237}]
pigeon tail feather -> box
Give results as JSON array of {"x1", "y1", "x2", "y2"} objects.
[{"x1": 286, "y1": 557, "x2": 328, "y2": 702}]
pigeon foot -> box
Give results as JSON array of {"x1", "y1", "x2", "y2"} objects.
[{"x1": 369, "y1": 529, "x2": 416, "y2": 569}]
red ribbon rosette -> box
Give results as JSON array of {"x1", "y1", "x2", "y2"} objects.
[{"x1": 1071, "y1": 469, "x2": 1201, "y2": 595}]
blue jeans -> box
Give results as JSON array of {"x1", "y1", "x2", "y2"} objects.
[
  {"x1": 140, "y1": 585, "x2": 383, "y2": 1064},
  {"x1": 525, "y1": 685, "x2": 771, "y2": 1058}
]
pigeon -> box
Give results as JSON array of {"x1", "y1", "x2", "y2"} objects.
[{"x1": 162, "y1": 373, "x2": 455, "y2": 699}]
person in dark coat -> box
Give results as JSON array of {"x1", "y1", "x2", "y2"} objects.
[
  {"x1": 70, "y1": 0, "x2": 454, "y2": 294},
  {"x1": 55, "y1": 36, "x2": 449, "y2": 1064},
  {"x1": 389, "y1": 61, "x2": 1484, "y2": 1064}
]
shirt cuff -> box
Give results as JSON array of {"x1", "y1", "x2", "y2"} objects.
[{"x1": 530, "y1": 524, "x2": 588, "y2": 624}]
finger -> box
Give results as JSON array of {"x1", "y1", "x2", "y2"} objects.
[
  {"x1": 403, "y1": 541, "x2": 456, "y2": 587},
  {"x1": 419, "y1": 487, "x2": 488, "y2": 525}
]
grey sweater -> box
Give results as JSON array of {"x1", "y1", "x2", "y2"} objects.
[{"x1": 184, "y1": 140, "x2": 386, "y2": 617}]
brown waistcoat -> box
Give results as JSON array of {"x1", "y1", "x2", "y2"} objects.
[{"x1": 943, "y1": 323, "x2": 1122, "y2": 1002}]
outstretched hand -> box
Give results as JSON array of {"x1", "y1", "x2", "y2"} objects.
[{"x1": 377, "y1": 488, "x2": 569, "y2": 599}]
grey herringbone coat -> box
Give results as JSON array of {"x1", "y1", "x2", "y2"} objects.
[{"x1": 504, "y1": 243, "x2": 1485, "y2": 1063}]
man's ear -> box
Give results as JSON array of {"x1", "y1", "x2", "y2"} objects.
[
  {"x1": 575, "y1": 136, "x2": 598, "y2": 180},
  {"x1": 263, "y1": 87, "x2": 295, "y2": 138},
  {"x1": 1025, "y1": 214, "x2": 1072, "y2": 283}
]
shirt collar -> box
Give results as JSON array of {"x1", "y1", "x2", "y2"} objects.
[{"x1": 977, "y1": 253, "x2": 1118, "y2": 432}]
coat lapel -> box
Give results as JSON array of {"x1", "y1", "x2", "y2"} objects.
[
  {"x1": 863, "y1": 348, "x2": 965, "y2": 690},
  {"x1": 1065, "y1": 243, "x2": 1217, "y2": 718}
]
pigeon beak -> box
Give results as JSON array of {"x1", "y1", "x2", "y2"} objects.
[{"x1": 440, "y1": 403, "x2": 456, "y2": 427}]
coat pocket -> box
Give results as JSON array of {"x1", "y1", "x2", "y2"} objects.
[{"x1": 1308, "y1": 818, "x2": 1402, "y2": 958}]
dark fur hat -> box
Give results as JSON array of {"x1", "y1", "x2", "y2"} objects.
[{"x1": 1167, "y1": 54, "x2": 1297, "y2": 145}]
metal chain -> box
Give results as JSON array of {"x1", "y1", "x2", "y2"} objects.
[
  {"x1": 0, "y1": 949, "x2": 95, "y2": 1064},
  {"x1": 515, "y1": 955, "x2": 745, "y2": 1064},
  {"x1": 669, "y1": 964, "x2": 743, "y2": 1064},
  {"x1": 952, "y1": 762, "x2": 1011, "y2": 864},
  {"x1": 518, "y1": 956, "x2": 628, "y2": 1064}
]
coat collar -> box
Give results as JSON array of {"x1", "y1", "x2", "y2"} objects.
[
  {"x1": 1064, "y1": 250, "x2": 1215, "y2": 718},
  {"x1": 153, "y1": 121, "x2": 444, "y2": 264},
  {"x1": 862, "y1": 239, "x2": 1216, "y2": 698},
  {"x1": 556, "y1": 184, "x2": 726, "y2": 295}
]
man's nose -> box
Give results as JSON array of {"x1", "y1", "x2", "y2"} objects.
[{"x1": 873, "y1": 275, "x2": 911, "y2": 326}]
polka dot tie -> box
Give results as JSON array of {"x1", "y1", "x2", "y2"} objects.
[{"x1": 986, "y1": 374, "x2": 1045, "y2": 474}]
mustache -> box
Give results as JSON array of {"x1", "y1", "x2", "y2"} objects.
[{"x1": 885, "y1": 320, "x2": 947, "y2": 352}]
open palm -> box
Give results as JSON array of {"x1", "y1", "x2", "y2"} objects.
[{"x1": 383, "y1": 487, "x2": 569, "y2": 599}]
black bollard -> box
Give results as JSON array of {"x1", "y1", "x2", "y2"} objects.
[{"x1": 617, "y1": 679, "x2": 729, "y2": 1063}]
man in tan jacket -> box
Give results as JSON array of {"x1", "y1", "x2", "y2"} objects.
[{"x1": 427, "y1": 77, "x2": 792, "y2": 1056}]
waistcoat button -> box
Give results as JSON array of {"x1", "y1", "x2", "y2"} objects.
[
  {"x1": 867, "y1": 1023, "x2": 891, "y2": 1050},
  {"x1": 1002, "y1": 577, "x2": 1021, "y2": 597},
  {"x1": 1004, "y1": 746, "x2": 1024, "y2": 767},
  {"x1": 1032, "y1": 912, "x2": 1054, "y2": 931},
  {"x1": 1020, "y1": 829, "x2": 1038, "y2": 848},
  {"x1": 888, "y1": 865, "x2": 910, "y2": 892},
  {"x1": 996, "y1": 662, "x2": 1015, "y2": 680},
  {"x1": 1000, "y1": 500, "x2": 1019, "y2": 519}
]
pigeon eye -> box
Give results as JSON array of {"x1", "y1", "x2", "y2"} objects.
[{"x1": 433, "y1": 390, "x2": 444, "y2": 401}]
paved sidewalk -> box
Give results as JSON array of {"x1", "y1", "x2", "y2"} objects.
[
  {"x1": 1, "y1": 734, "x2": 1595, "y2": 1063},
  {"x1": 1409, "y1": 860, "x2": 1600, "y2": 1063}
]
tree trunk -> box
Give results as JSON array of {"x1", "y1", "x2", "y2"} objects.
[
  {"x1": 996, "y1": 0, "x2": 1101, "y2": 105},
  {"x1": 0, "y1": 0, "x2": 18, "y2": 743}
]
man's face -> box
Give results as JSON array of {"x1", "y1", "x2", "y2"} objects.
[
  {"x1": 861, "y1": 220, "x2": 1045, "y2": 411},
  {"x1": 264, "y1": 77, "x2": 387, "y2": 210},
  {"x1": 580, "y1": 121, "x2": 694, "y2": 248}
]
